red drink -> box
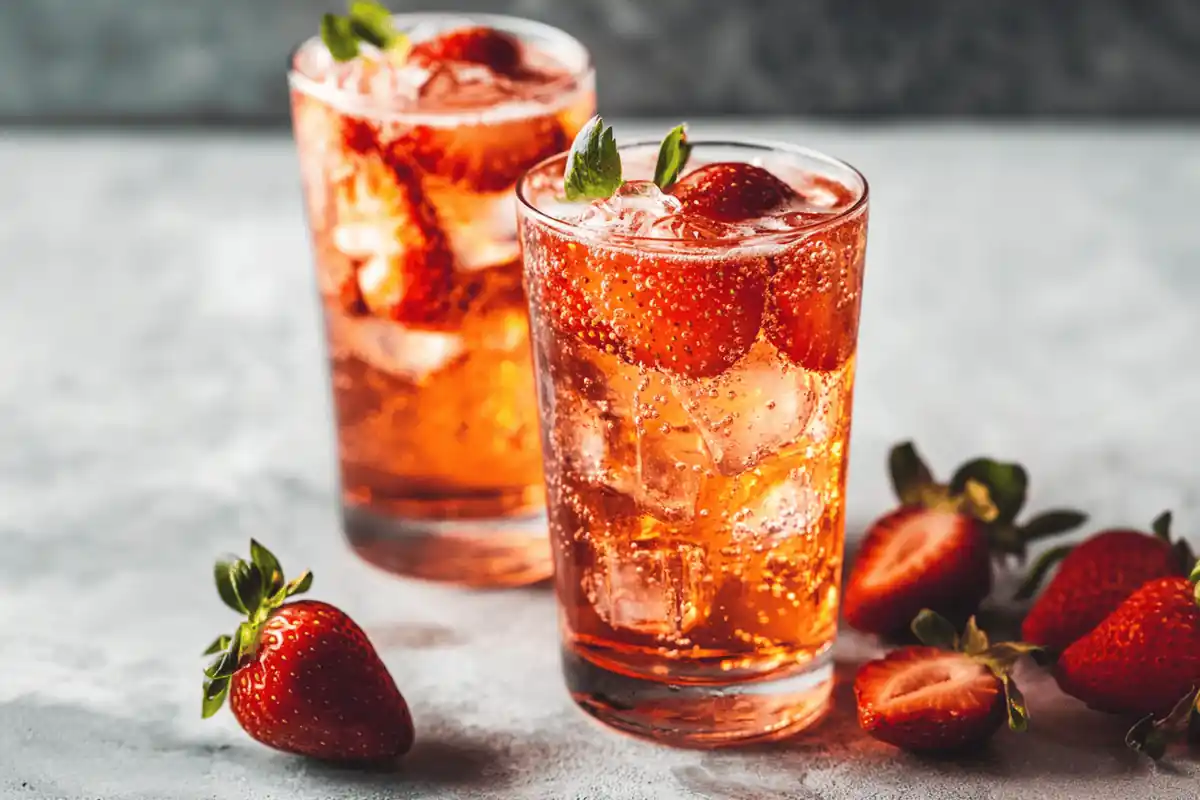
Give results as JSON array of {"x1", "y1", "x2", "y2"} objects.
[
  {"x1": 289, "y1": 15, "x2": 594, "y2": 586},
  {"x1": 519, "y1": 137, "x2": 868, "y2": 744}
]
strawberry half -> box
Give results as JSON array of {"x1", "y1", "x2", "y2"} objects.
[
  {"x1": 842, "y1": 441, "x2": 1086, "y2": 638},
  {"x1": 855, "y1": 611, "x2": 1041, "y2": 752},
  {"x1": 201, "y1": 541, "x2": 414, "y2": 762},
  {"x1": 409, "y1": 26, "x2": 524, "y2": 77},
  {"x1": 335, "y1": 118, "x2": 457, "y2": 327},
  {"x1": 1019, "y1": 511, "x2": 1192, "y2": 652},
  {"x1": 670, "y1": 162, "x2": 799, "y2": 222}
]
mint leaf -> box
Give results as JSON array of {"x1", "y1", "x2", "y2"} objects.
[
  {"x1": 564, "y1": 116, "x2": 622, "y2": 201},
  {"x1": 321, "y1": 13, "x2": 360, "y2": 61},
  {"x1": 348, "y1": 1, "x2": 399, "y2": 50},
  {"x1": 653, "y1": 123, "x2": 691, "y2": 191}
]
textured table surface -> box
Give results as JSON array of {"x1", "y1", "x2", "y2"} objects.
[{"x1": 1, "y1": 122, "x2": 1198, "y2": 799}]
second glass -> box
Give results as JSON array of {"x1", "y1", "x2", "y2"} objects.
[
  {"x1": 518, "y1": 139, "x2": 869, "y2": 745},
  {"x1": 289, "y1": 14, "x2": 594, "y2": 586}
]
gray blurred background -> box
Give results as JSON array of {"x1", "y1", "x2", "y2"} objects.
[{"x1": 3, "y1": 0, "x2": 1199, "y2": 124}]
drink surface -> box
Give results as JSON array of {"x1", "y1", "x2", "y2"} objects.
[
  {"x1": 291, "y1": 19, "x2": 594, "y2": 521},
  {"x1": 520, "y1": 147, "x2": 868, "y2": 683}
]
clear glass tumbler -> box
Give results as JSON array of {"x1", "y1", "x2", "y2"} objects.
[
  {"x1": 518, "y1": 139, "x2": 868, "y2": 744},
  {"x1": 289, "y1": 14, "x2": 594, "y2": 586}
]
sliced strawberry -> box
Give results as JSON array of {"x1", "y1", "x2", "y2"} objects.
[
  {"x1": 524, "y1": 221, "x2": 767, "y2": 378},
  {"x1": 764, "y1": 210, "x2": 866, "y2": 372},
  {"x1": 855, "y1": 647, "x2": 1006, "y2": 752},
  {"x1": 333, "y1": 118, "x2": 457, "y2": 327},
  {"x1": 670, "y1": 162, "x2": 799, "y2": 222},
  {"x1": 397, "y1": 115, "x2": 568, "y2": 194},
  {"x1": 409, "y1": 26, "x2": 524, "y2": 76},
  {"x1": 843, "y1": 507, "x2": 992, "y2": 637}
]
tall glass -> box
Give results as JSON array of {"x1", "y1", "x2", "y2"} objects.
[
  {"x1": 518, "y1": 141, "x2": 868, "y2": 744},
  {"x1": 289, "y1": 15, "x2": 594, "y2": 586}
]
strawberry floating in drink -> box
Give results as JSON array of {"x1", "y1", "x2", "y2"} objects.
[
  {"x1": 843, "y1": 441, "x2": 1086, "y2": 638},
  {"x1": 855, "y1": 610, "x2": 1043, "y2": 753},
  {"x1": 1018, "y1": 511, "x2": 1192, "y2": 652},
  {"x1": 201, "y1": 541, "x2": 414, "y2": 761},
  {"x1": 290, "y1": 3, "x2": 594, "y2": 585}
]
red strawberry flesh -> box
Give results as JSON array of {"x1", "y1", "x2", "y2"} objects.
[
  {"x1": 409, "y1": 26, "x2": 524, "y2": 77},
  {"x1": 843, "y1": 507, "x2": 992, "y2": 637},
  {"x1": 229, "y1": 600, "x2": 414, "y2": 762},
  {"x1": 855, "y1": 647, "x2": 1006, "y2": 752}
]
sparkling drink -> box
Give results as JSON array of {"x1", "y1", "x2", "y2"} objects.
[
  {"x1": 518, "y1": 138, "x2": 868, "y2": 744},
  {"x1": 289, "y1": 15, "x2": 594, "y2": 586}
]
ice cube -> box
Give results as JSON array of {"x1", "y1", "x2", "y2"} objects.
[
  {"x1": 331, "y1": 314, "x2": 465, "y2": 382},
  {"x1": 577, "y1": 180, "x2": 683, "y2": 237},
  {"x1": 586, "y1": 530, "x2": 714, "y2": 640},
  {"x1": 647, "y1": 213, "x2": 756, "y2": 241},
  {"x1": 674, "y1": 340, "x2": 817, "y2": 476},
  {"x1": 633, "y1": 371, "x2": 711, "y2": 522},
  {"x1": 439, "y1": 192, "x2": 520, "y2": 272}
]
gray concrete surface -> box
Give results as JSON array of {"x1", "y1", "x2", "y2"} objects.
[{"x1": 1, "y1": 121, "x2": 1198, "y2": 798}]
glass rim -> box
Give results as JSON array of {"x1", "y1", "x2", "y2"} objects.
[
  {"x1": 516, "y1": 138, "x2": 870, "y2": 248},
  {"x1": 287, "y1": 12, "x2": 594, "y2": 123}
]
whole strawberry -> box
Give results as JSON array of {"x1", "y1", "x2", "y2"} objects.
[
  {"x1": 855, "y1": 610, "x2": 1042, "y2": 753},
  {"x1": 201, "y1": 541, "x2": 414, "y2": 761},
  {"x1": 1019, "y1": 511, "x2": 1192, "y2": 652},
  {"x1": 843, "y1": 441, "x2": 1086, "y2": 637},
  {"x1": 1055, "y1": 565, "x2": 1200, "y2": 721}
]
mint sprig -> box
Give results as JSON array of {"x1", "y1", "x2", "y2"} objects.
[
  {"x1": 563, "y1": 117, "x2": 697, "y2": 201},
  {"x1": 321, "y1": 1, "x2": 406, "y2": 63},
  {"x1": 653, "y1": 123, "x2": 691, "y2": 190},
  {"x1": 564, "y1": 116, "x2": 622, "y2": 201}
]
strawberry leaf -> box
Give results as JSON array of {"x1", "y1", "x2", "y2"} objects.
[
  {"x1": 960, "y1": 617, "x2": 989, "y2": 655},
  {"x1": 1152, "y1": 510, "x2": 1173, "y2": 542},
  {"x1": 214, "y1": 557, "x2": 249, "y2": 614},
  {"x1": 911, "y1": 609, "x2": 958, "y2": 651},
  {"x1": 201, "y1": 677, "x2": 230, "y2": 719},
  {"x1": 250, "y1": 539, "x2": 285, "y2": 597},
  {"x1": 321, "y1": 13, "x2": 360, "y2": 61},
  {"x1": 284, "y1": 570, "x2": 313, "y2": 599},
  {"x1": 1013, "y1": 544, "x2": 1074, "y2": 601},
  {"x1": 983, "y1": 642, "x2": 1045, "y2": 672},
  {"x1": 204, "y1": 648, "x2": 239, "y2": 680},
  {"x1": 950, "y1": 459, "x2": 1028, "y2": 526},
  {"x1": 564, "y1": 115, "x2": 622, "y2": 201},
  {"x1": 202, "y1": 634, "x2": 232, "y2": 656},
  {"x1": 888, "y1": 441, "x2": 935, "y2": 506},
  {"x1": 1002, "y1": 674, "x2": 1030, "y2": 732},
  {"x1": 1020, "y1": 510, "x2": 1087, "y2": 542},
  {"x1": 653, "y1": 123, "x2": 691, "y2": 191},
  {"x1": 230, "y1": 560, "x2": 264, "y2": 616}
]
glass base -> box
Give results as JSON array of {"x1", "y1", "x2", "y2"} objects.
[
  {"x1": 343, "y1": 504, "x2": 552, "y2": 588},
  {"x1": 562, "y1": 646, "x2": 833, "y2": 748}
]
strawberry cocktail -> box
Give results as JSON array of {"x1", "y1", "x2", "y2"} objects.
[
  {"x1": 518, "y1": 120, "x2": 869, "y2": 745},
  {"x1": 289, "y1": 10, "x2": 593, "y2": 586}
]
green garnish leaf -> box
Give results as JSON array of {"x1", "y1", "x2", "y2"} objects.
[
  {"x1": 910, "y1": 609, "x2": 958, "y2": 651},
  {"x1": 1002, "y1": 674, "x2": 1030, "y2": 733},
  {"x1": 888, "y1": 441, "x2": 935, "y2": 507},
  {"x1": 202, "y1": 634, "x2": 232, "y2": 656},
  {"x1": 348, "y1": 1, "x2": 400, "y2": 50},
  {"x1": 321, "y1": 13, "x2": 360, "y2": 62},
  {"x1": 950, "y1": 458, "x2": 1028, "y2": 526},
  {"x1": 653, "y1": 123, "x2": 692, "y2": 191},
  {"x1": 201, "y1": 677, "x2": 230, "y2": 719},
  {"x1": 564, "y1": 115, "x2": 622, "y2": 202},
  {"x1": 249, "y1": 539, "x2": 285, "y2": 597},
  {"x1": 1013, "y1": 544, "x2": 1074, "y2": 601}
]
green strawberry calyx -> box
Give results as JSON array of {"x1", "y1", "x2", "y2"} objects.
[
  {"x1": 201, "y1": 540, "x2": 313, "y2": 719},
  {"x1": 911, "y1": 609, "x2": 1046, "y2": 732},
  {"x1": 888, "y1": 441, "x2": 1087, "y2": 567},
  {"x1": 1125, "y1": 686, "x2": 1200, "y2": 761}
]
